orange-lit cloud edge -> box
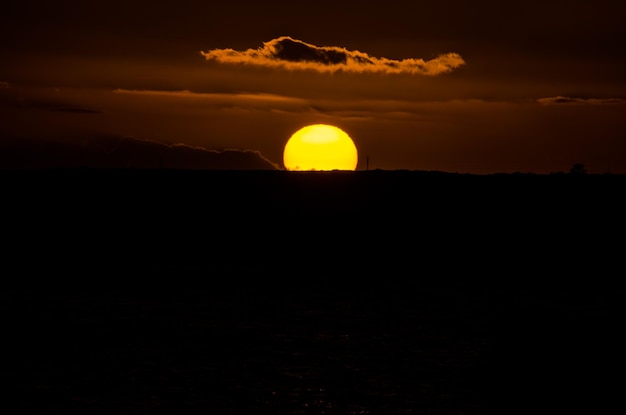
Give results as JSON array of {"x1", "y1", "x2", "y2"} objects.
[{"x1": 201, "y1": 36, "x2": 465, "y2": 76}]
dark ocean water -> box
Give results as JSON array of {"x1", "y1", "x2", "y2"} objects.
[
  {"x1": 3, "y1": 287, "x2": 485, "y2": 414},
  {"x1": 2, "y1": 170, "x2": 625, "y2": 414},
  {"x1": 3, "y1": 282, "x2": 624, "y2": 415}
]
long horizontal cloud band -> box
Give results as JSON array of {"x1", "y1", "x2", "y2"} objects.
[{"x1": 201, "y1": 36, "x2": 465, "y2": 75}]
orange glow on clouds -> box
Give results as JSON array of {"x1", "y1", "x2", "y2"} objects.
[{"x1": 202, "y1": 36, "x2": 465, "y2": 76}]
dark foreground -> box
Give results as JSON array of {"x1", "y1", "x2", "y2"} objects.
[
  {"x1": 2, "y1": 168, "x2": 624, "y2": 276},
  {"x1": 1, "y1": 169, "x2": 625, "y2": 414}
]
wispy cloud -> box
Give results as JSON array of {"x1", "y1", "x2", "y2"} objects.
[
  {"x1": 201, "y1": 36, "x2": 465, "y2": 76},
  {"x1": 112, "y1": 88, "x2": 311, "y2": 113},
  {"x1": 112, "y1": 89, "x2": 508, "y2": 121},
  {"x1": 537, "y1": 96, "x2": 626, "y2": 105},
  {"x1": 112, "y1": 89, "x2": 307, "y2": 104},
  {"x1": 0, "y1": 84, "x2": 102, "y2": 113}
]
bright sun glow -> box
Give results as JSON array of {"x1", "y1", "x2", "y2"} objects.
[{"x1": 283, "y1": 124, "x2": 358, "y2": 171}]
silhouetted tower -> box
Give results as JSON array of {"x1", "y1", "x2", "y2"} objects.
[{"x1": 366, "y1": 155, "x2": 369, "y2": 171}]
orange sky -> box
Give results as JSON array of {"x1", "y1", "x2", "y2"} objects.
[{"x1": 1, "y1": 0, "x2": 625, "y2": 173}]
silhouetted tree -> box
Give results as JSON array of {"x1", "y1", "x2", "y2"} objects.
[{"x1": 569, "y1": 163, "x2": 587, "y2": 175}]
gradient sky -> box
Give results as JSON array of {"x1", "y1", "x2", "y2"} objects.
[{"x1": 1, "y1": 0, "x2": 625, "y2": 173}]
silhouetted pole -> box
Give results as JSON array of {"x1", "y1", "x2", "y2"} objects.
[{"x1": 366, "y1": 155, "x2": 369, "y2": 171}]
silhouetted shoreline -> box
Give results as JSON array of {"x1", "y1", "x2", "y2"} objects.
[
  {"x1": 3, "y1": 167, "x2": 625, "y2": 208},
  {"x1": 2, "y1": 168, "x2": 623, "y2": 284}
]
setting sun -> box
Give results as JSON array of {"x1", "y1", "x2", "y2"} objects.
[{"x1": 283, "y1": 124, "x2": 358, "y2": 171}]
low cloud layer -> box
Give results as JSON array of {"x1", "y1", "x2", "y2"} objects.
[
  {"x1": 112, "y1": 89, "x2": 310, "y2": 111},
  {"x1": 0, "y1": 135, "x2": 279, "y2": 170},
  {"x1": 537, "y1": 96, "x2": 626, "y2": 105},
  {"x1": 201, "y1": 36, "x2": 465, "y2": 76}
]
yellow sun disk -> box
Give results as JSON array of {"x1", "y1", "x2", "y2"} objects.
[{"x1": 283, "y1": 124, "x2": 358, "y2": 171}]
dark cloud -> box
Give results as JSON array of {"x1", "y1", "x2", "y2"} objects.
[
  {"x1": 201, "y1": 36, "x2": 465, "y2": 75},
  {"x1": 537, "y1": 96, "x2": 626, "y2": 105},
  {"x1": 274, "y1": 37, "x2": 348, "y2": 65},
  {"x1": 0, "y1": 135, "x2": 280, "y2": 170}
]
